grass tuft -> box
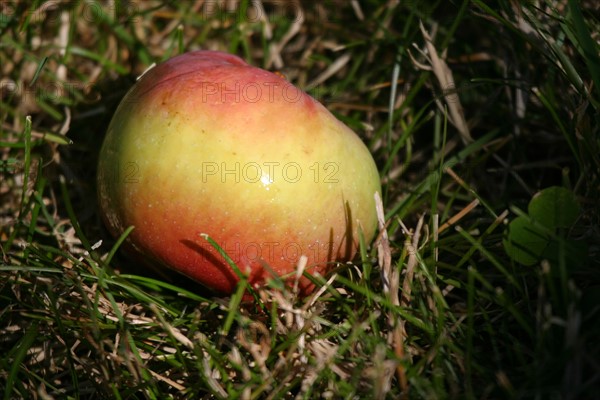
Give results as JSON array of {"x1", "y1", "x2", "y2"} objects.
[{"x1": 1, "y1": 1, "x2": 599, "y2": 398}]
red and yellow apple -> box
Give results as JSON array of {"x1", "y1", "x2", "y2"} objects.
[{"x1": 97, "y1": 50, "x2": 380, "y2": 295}]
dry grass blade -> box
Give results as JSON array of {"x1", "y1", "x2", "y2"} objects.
[
  {"x1": 374, "y1": 192, "x2": 407, "y2": 397},
  {"x1": 267, "y1": 0, "x2": 303, "y2": 69},
  {"x1": 375, "y1": 192, "x2": 393, "y2": 296},
  {"x1": 202, "y1": 356, "x2": 228, "y2": 398},
  {"x1": 148, "y1": 369, "x2": 186, "y2": 392},
  {"x1": 400, "y1": 216, "x2": 424, "y2": 313},
  {"x1": 306, "y1": 53, "x2": 352, "y2": 91},
  {"x1": 149, "y1": 303, "x2": 194, "y2": 349},
  {"x1": 410, "y1": 21, "x2": 472, "y2": 144},
  {"x1": 438, "y1": 199, "x2": 480, "y2": 234},
  {"x1": 397, "y1": 215, "x2": 425, "y2": 397}
]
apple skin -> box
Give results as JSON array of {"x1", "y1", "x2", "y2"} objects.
[{"x1": 97, "y1": 50, "x2": 380, "y2": 295}]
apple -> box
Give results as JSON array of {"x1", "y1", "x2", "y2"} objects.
[{"x1": 97, "y1": 50, "x2": 380, "y2": 295}]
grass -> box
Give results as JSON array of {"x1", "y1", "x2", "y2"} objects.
[{"x1": 1, "y1": 0, "x2": 599, "y2": 398}]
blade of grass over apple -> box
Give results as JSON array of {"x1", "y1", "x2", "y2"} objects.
[{"x1": 103, "y1": 225, "x2": 135, "y2": 266}]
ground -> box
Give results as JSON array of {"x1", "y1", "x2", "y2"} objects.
[{"x1": 1, "y1": 1, "x2": 599, "y2": 399}]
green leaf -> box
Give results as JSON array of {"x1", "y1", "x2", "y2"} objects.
[
  {"x1": 528, "y1": 186, "x2": 580, "y2": 230},
  {"x1": 503, "y1": 216, "x2": 550, "y2": 266}
]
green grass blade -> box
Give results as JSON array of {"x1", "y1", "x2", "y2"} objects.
[
  {"x1": 3, "y1": 322, "x2": 39, "y2": 400},
  {"x1": 567, "y1": 0, "x2": 600, "y2": 102}
]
